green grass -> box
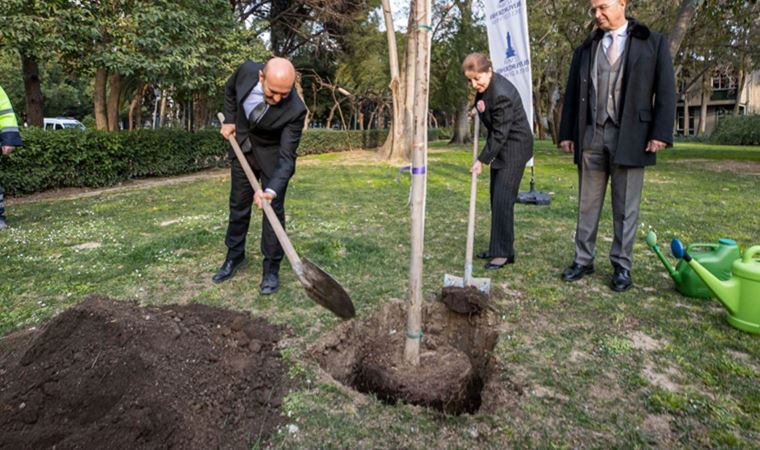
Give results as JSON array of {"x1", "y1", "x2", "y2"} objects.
[{"x1": 1, "y1": 139, "x2": 759, "y2": 447}]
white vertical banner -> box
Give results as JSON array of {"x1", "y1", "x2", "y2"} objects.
[{"x1": 483, "y1": 0, "x2": 534, "y2": 166}]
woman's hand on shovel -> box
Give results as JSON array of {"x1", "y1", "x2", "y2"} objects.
[{"x1": 470, "y1": 160, "x2": 483, "y2": 176}]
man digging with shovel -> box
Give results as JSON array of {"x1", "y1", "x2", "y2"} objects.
[{"x1": 214, "y1": 57, "x2": 307, "y2": 295}]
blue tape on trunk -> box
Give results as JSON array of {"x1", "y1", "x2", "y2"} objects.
[{"x1": 412, "y1": 166, "x2": 426, "y2": 175}]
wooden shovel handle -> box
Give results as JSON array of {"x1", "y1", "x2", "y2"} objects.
[
  {"x1": 464, "y1": 111, "x2": 480, "y2": 285},
  {"x1": 217, "y1": 113, "x2": 303, "y2": 274}
]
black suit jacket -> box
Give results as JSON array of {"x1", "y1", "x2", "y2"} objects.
[
  {"x1": 223, "y1": 60, "x2": 307, "y2": 195},
  {"x1": 558, "y1": 19, "x2": 675, "y2": 167},
  {"x1": 475, "y1": 73, "x2": 533, "y2": 169}
]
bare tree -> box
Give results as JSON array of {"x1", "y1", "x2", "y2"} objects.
[{"x1": 404, "y1": 0, "x2": 431, "y2": 367}]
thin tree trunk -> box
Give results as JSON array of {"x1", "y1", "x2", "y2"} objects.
[
  {"x1": 404, "y1": 0, "x2": 431, "y2": 367},
  {"x1": 295, "y1": 74, "x2": 310, "y2": 130},
  {"x1": 159, "y1": 93, "x2": 168, "y2": 128},
  {"x1": 449, "y1": 102, "x2": 471, "y2": 144},
  {"x1": 94, "y1": 68, "x2": 108, "y2": 130},
  {"x1": 19, "y1": 53, "x2": 44, "y2": 127},
  {"x1": 128, "y1": 81, "x2": 147, "y2": 130},
  {"x1": 734, "y1": 61, "x2": 746, "y2": 116},
  {"x1": 193, "y1": 91, "x2": 207, "y2": 131},
  {"x1": 699, "y1": 75, "x2": 709, "y2": 136},
  {"x1": 401, "y1": 0, "x2": 417, "y2": 160},
  {"x1": 668, "y1": 0, "x2": 700, "y2": 57},
  {"x1": 379, "y1": 0, "x2": 405, "y2": 159},
  {"x1": 326, "y1": 103, "x2": 337, "y2": 129},
  {"x1": 683, "y1": 90, "x2": 690, "y2": 135},
  {"x1": 550, "y1": 86, "x2": 561, "y2": 144},
  {"x1": 107, "y1": 73, "x2": 123, "y2": 131}
]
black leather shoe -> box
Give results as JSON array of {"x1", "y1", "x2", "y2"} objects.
[
  {"x1": 561, "y1": 262, "x2": 594, "y2": 281},
  {"x1": 610, "y1": 265, "x2": 633, "y2": 292},
  {"x1": 484, "y1": 256, "x2": 515, "y2": 269},
  {"x1": 212, "y1": 256, "x2": 247, "y2": 284},
  {"x1": 476, "y1": 251, "x2": 491, "y2": 260},
  {"x1": 0, "y1": 218, "x2": 7, "y2": 230},
  {"x1": 260, "y1": 273, "x2": 279, "y2": 295}
]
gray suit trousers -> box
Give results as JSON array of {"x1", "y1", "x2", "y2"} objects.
[{"x1": 574, "y1": 123, "x2": 644, "y2": 271}]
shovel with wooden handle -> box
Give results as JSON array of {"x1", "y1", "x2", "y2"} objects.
[
  {"x1": 217, "y1": 112, "x2": 356, "y2": 319},
  {"x1": 443, "y1": 111, "x2": 491, "y2": 294}
]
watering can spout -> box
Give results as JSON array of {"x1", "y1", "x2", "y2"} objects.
[
  {"x1": 671, "y1": 239, "x2": 740, "y2": 314},
  {"x1": 646, "y1": 231, "x2": 679, "y2": 280}
]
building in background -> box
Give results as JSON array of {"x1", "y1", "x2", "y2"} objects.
[{"x1": 676, "y1": 68, "x2": 760, "y2": 136}]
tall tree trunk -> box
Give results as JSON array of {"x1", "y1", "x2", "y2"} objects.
[
  {"x1": 159, "y1": 93, "x2": 168, "y2": 128},
  {"x1": 734, "y1": 60, "x2": 746, "y2": 116},
  {"x1": 698, "y1": 75, "x2": 709, "y2": 136},
  {"x1": 19, "y1": 52, "x2": 44, "y2": 127},
  {"x1": 94, "y1": 68, "x2": 109, "y2": 130},
  {"x1": 107, "y1": 73, "x2": 123, "y2": 131},
  {"x1": 128, "y1": 81, "x2": 147, "y2": 130},
  {"x1": 404, "y1": 0, "x2": 431, "y2": 367},
  {"x1": 295, "y1": 75, "x2": 310, "y2": 130},
  {"x1": 549, "y1": 86, "x2": 561, "y2": 144},
  {"x1": 668, "y1": 0, "x2": 700, "y2": 57},
  {"x1": 683, "y1": 90, "x2": 690, "y2": 135},
  {"x1": 401, "y1": 0, "x2": 417, "y2": 160},
  {"x1": 193, "y1": 91, "x2": 207, "y2": 131},
  {"x1": 379, "y1": 0, "x2": 406, "y2": 160},
  {"x1": 449, "y1": 102, "x2": 471, "y2": 144}
]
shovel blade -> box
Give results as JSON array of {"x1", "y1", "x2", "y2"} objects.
[
  {"x1": 443, "y1": 273, "x2": 491, "y2": 294},
  {"x1": 298, "y1": 257, "x2": 356, "y2": 319}
]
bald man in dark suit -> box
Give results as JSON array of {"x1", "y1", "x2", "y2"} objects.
[{"x1": 214, "y1": 57, "x2": 307, "y2": 295}]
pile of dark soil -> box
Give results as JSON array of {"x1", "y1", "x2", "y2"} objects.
[
  {"x1": 0, "y1": 295, "x2": 291, "y2": 449},
  {"x1": 311, "y1": 299, "x2": 500, "y2": 415}
]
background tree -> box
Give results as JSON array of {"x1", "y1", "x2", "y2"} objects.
[{"x1": 0, "y1": 0, "x2": 64, "y2": 126}]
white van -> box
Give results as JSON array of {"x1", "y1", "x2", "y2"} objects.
[{"x1": 43, "y1": 117, "x2": 86, "y2": 130}]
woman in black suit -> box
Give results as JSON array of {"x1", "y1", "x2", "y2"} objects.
[{"x1": 462, "y1": 53, "x2": 533, "y2": 269}]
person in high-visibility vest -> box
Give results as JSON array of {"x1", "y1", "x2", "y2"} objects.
[{"x1": 0, "y1": 85, "x2": 23, "y2": 229}]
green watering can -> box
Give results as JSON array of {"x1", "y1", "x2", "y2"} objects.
[
  {"x1": 672, "y1": 239, "x2": 760, "y2": 334},
  {"x1": 645, "y1": 231, "x2": 740, "y2": 299}
]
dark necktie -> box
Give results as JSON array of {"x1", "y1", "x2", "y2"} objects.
[{"x1": 249, "y1": 101, "x2": 268, "y2": 124}]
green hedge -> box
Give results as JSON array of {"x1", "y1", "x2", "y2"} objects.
[
  {"x1": 710, "y1": 114, "x2": 760, "y2": 146},
  {"x1": 0, "y1": 127, "x2": 440, "y2": 195}
]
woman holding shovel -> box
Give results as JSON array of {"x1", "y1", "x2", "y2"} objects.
[{"x1": 462, "y1": 53, "x2": 533, "y2": 269}]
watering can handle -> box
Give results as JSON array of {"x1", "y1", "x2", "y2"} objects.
[
  {"x1": 687, "y1": 243, "x2": 719, "y2": 252},
  {"x1": 743, "y1": 246, "x2": 760, "y2": 263}
]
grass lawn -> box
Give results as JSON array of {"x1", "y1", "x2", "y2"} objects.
[{"x1": 1, "y1": 139, "x2": 759, "y2": 447}]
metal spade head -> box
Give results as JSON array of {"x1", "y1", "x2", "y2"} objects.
[
  {"x1": 443, "y1": 273, "x2": 491, "y2": 294},
  {"x1": 299, "y1": 257, "x2": 356, "y2": 319}
]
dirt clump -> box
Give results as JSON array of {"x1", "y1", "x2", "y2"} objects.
[
  {"x1": 0, "y1": 295, "x2": 291, "y2": 450},
  {"x1": 440, "y1": 286, "x2": 491, "y2": 315}
]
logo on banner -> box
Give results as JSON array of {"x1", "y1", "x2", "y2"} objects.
[{"x1": 505, "y1": 31, "x2": 517, "y2": 59}]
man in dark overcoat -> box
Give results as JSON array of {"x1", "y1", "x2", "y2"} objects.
[
  {"x1": 558, "y1": 0, "x2": 675, "y2": 291},
  {"x1": 214, "y1": 57, "x2": 307, "y2": 295}
]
